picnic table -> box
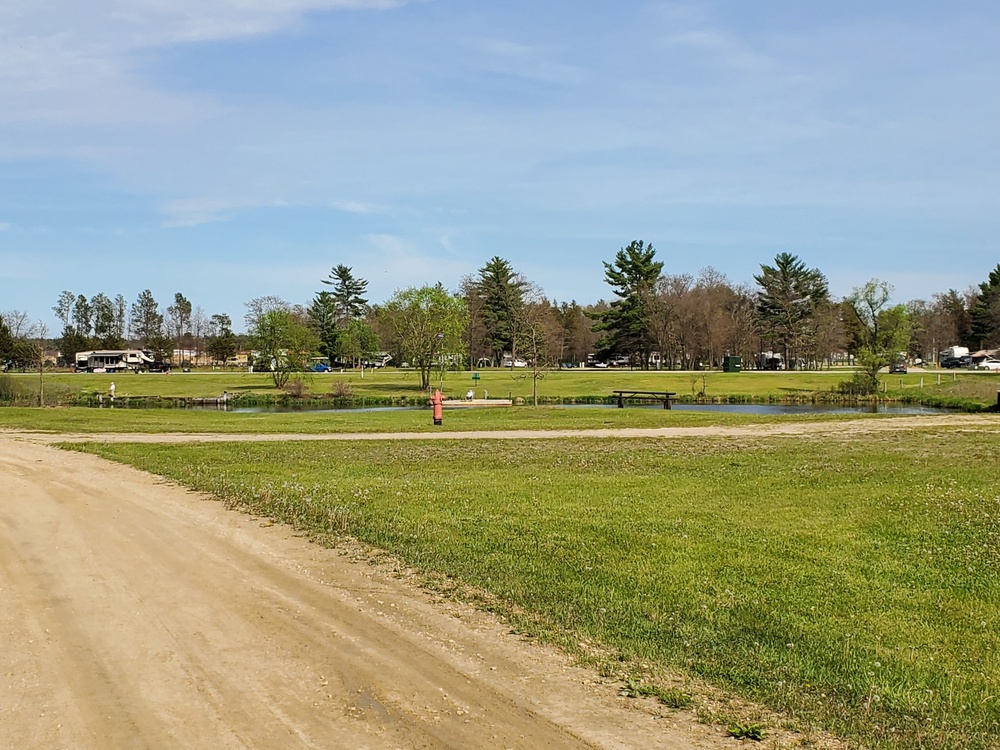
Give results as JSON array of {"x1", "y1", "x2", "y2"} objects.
[{"x1": 612, "y1": 390, "x2": 676, "y2": 409}]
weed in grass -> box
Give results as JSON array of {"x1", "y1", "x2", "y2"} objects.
[
  {"x1": 620, "y1": 679, "x2": 693, "y2": 708},
  {"x1": 729, "y1": 722, "x2": 766, "y2": 741}
]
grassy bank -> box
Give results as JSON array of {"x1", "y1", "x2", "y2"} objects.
[
  {"x1": 71, "y1": 428, "x2": 1000, "y2": 749},
  {"x1": 7, "y1": 367, "x2": 998, "y2": 409},
  {"x1": 0, "y1": 404, "x2": 867, "y2": 434}
]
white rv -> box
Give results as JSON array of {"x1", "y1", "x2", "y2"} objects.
[{"x1": 74, "y1": 350, "x2": 155, "y2": 373}]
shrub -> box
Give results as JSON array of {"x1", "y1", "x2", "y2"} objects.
[
  {"x1": 331, "y1": 379, "x2": 354, "y2": 398},
  {"x1": 283, "y1": 378, "x2": 308, "y2": 398},
  {"x1": 838, "y1": 371, "x2": 878, "y2": 396}
]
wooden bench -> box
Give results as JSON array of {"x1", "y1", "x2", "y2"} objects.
[{"x1": 612, "y1": 390, "x2": 677, "y2": 409}]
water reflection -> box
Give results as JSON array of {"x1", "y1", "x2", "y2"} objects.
[{"x1": 221, "y1": 402, "x2": 948, "y2": 416}]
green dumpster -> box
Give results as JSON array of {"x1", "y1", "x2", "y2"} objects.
[{"x1": 723, "y1": 356, "x2": 742, "y2": 373}]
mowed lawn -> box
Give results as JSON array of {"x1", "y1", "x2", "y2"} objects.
[
  {"x1": 72, "y1": 428, "x2": 1000, "y2": 749},
  {"x1": 12, "y1": 366, "x2": 974, "y2": 401}
]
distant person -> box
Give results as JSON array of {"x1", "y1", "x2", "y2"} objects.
[
  {"x1": 109, "y1": 381, "x2": 116, "y2": 400},
  {"x1": 466, "y1": 389, "x2": 474, "y2": 400}
]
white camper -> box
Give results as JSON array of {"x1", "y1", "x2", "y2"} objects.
[{"x1": 74, "y1": 350, "x2": 155, "y2": 373}]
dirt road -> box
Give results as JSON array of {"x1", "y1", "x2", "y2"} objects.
[{"x1": 0, "y1": 437, "x2": 723, "y2": 749}]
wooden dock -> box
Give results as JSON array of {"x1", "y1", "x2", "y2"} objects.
[{"x1": 442, "y1": 399, "x2": 512, "y2": 408}]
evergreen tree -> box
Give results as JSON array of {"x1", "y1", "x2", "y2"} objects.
[
  {"x1": 130, "y1": 289, "x2": 164, "y2": 347},
  {"x1": 307, "y1": 291, "x2": 341, "y2": 364},
  {"x1": 72, "y1": 294, "x2": 92, "y2": 339},
  {"x1": 970, "y1": 264, "x2": 1000, "y2": 349},
  {"x1": 0, "y1": 316, "x2": 14, "y2": 369},
  {"x1": 590, "y1": 240, "x2": 663, "y2": 369},
  {"x1": 321, "y1": 265, "x2": 369, "y2": 325},
  {"x1": 474, "y1": 257, "x2": 529, "y2": 365},
  {"x1": 206, "y1": 314, "x2": 237, "y2": 364},
  {"x1": 91, "y1": 293, "x2": 125, "y2": 349},
  {"x1": 58, "y1": 326, "x2": 90, "y2": 367},
  {"x1": 167, "y1": 293, "x2": 193, "y2": 343},
  {"x1": 754, "y1": 253, "x2": 829, "y2": 368}
]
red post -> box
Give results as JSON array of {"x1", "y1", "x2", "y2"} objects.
[{"x1": 431, "y1": 389, "x2": 444, "y2": 425}]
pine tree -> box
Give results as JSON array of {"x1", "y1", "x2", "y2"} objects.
[
  {"x1": 129, "y1": 289, "x2": 164, "y2": 347},
  {"x1": 970, "y1": 264, "x2": 1000, "y2": 349},
  {"x1": 754, "y1": 253, "x2": 829, "y2": 369},
  {"x1": 321, "y1": 265, "x2": 369, "y2": 325},
  {"x1": 590, "y1": 240, "x2": 663, "y2": 369},
  {"x1": 474, "y1": 257, "x2": 528, "y2": 365}
]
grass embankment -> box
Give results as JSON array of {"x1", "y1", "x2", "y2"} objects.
[
  {"x1": 72, "y1": 428, "x2": 1000, "y2": 749},
  {"x1": 0, "y1": 404, "x2": 865, "y2": 434}
]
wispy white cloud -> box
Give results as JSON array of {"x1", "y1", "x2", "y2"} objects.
[
  {"x1": 0, "y1": 0, "x2": 407, "y2": 128},
  {"x1": 465, "y1": 38, "x2": 584, "y2": 85},
  {"x1": 159, "y1": 196, "x2": 294, "y2": 227},
  {"x1": 331, "y1": 200, "x2": 377, "y2": 214},
  {"x1": 663, "y1": 29, "x2": 770, "y2": 71}
]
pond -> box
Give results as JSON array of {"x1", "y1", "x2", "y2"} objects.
[{"x1": 219, "y1": 402, "x2": 951, "y2": 416}]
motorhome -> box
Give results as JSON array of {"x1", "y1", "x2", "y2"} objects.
[{"x1": 74, "y1": 349, "x2": 155, "y2": 373}]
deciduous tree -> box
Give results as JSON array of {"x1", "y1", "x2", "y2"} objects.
[
  {"x1": 377, "y1": 285, "x2": 466, "y2": 390},
  {"x1": 247, "y1": 308, "x2": 320, "y2": 388},
  {"x1": 844, "y1": 279, "x2": 911, "y2": 393},
  {"x1": 53, "y1": 291, "x2": 75, "y2": 330}
]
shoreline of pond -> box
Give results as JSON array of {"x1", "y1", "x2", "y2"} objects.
[{"x1": 68, "y1": 391, "x2": 995, "y2": 414}]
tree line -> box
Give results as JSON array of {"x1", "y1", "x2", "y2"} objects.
[{"x1": 3, "y1": 243, "x2": 999, "y2": 395}]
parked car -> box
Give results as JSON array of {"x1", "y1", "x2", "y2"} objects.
[
  {"x1": 941, "y1": 355, "x2": 973, "y2": 369},
  {"x1": 975, "y1": 357, "x2": 1000, "y2": 371},
  {"x1": 501, "y1": 357, "x2": 528, "y2": 368},
  {"x1": 146, "y1": 362, "x2": 172, "y2": 373},
  {"x1": 889, "y1": 361, "x2": 908, "y2": 374}
]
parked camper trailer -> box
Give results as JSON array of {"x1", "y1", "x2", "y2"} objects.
[{"x1": 74, "y1": 350, "x2": 155, "y2": 373}]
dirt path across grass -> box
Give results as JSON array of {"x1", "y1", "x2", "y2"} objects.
[
  {"x1": 3, "y1": 415, "x2": 993, "y2": 748},
  {"x1": 0, "y1": 436, "x2": 735, "y2": 749},
  {"x1": 6, "y1": 412, "x2": 997, "y2": 445}
]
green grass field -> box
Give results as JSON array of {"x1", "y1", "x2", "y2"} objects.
[
  {"x1": 6, "y1": 366, "x2": 1000, "y2": 409},
  {"x1": 70, "y1": 426, "x2": 1000, "y2": 750}
]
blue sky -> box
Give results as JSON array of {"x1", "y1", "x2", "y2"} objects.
[{"x1": 2, "y1": 0, "x2": 999, "y2": 332}]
